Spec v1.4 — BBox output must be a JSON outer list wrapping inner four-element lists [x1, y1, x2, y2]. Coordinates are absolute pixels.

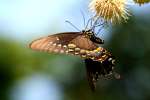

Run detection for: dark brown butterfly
[[29, 20, 118, 91]]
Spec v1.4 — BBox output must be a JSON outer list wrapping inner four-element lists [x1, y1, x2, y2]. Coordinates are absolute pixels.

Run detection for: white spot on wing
[[63, 45, 67, 48], [57, 44, 62, 47], [56, 37, 59, 41], [53, 43, 57, 46]]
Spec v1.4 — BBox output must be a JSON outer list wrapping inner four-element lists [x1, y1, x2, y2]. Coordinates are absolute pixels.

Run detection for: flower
[[133, 0, 150, 5], [89, 0, 130, 24]]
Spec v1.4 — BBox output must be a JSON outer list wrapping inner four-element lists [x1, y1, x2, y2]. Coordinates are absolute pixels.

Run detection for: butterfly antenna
[[80, 10, 86, 27], [65, 20, 80, 31], [85, 18, 93, 30], [90, 16, 93, 28], [95, 21, 107, 36], [91, 17, 99, 30]]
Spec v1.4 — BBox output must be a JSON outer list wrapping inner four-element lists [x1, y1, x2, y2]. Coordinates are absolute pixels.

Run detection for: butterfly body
[[85, 54, 115, 91]]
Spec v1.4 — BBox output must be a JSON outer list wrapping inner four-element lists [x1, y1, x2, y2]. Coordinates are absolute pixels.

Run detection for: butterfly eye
[[82, 30, 85, 33], [97, 38, 104, 44]]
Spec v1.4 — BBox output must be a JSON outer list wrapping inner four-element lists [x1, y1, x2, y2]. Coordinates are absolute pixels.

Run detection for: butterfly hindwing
[[85, 58, 101, 91], [84, 57, 115, 91]]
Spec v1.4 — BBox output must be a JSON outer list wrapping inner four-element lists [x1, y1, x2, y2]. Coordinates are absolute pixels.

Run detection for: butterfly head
[[82, 29, 104, 44]]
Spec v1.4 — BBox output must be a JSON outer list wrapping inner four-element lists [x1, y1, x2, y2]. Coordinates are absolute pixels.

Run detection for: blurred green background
[[0, 0, 150, 100]]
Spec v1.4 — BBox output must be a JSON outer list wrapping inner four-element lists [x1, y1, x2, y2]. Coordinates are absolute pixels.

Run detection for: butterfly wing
[[84, 58, 113, 91], [29, 32, 99, 55], [30, 32, 79, 51], [84, 58, 101, 91]]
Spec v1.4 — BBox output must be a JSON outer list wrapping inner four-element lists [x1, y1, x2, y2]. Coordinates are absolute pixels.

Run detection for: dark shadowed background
[[0, 0, 150, 100]]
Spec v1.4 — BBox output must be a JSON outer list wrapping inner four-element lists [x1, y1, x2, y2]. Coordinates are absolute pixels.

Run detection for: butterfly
[[29, 19, 118, 91]]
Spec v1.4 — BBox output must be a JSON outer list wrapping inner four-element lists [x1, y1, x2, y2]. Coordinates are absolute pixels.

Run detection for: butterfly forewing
[[29, 32, 99, 55], [30, 32, 78, 51]]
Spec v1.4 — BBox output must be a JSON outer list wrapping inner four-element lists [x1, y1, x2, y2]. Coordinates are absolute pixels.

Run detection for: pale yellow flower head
[[133, 0, 150, 5], [89, 0, 130, 24]]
